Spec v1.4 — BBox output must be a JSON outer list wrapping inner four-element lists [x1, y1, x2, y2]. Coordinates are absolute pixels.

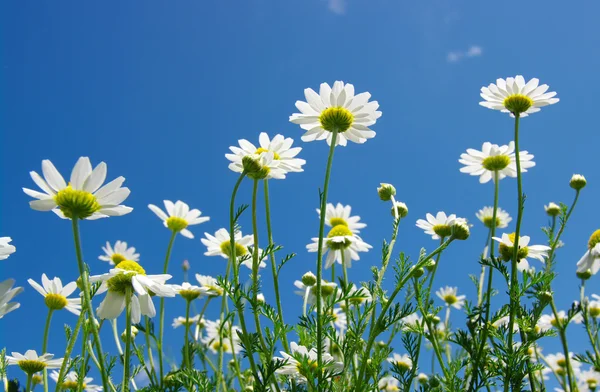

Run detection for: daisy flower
[[576, 230, 600, 276], [378, 375, 400, 391], [0, 279, 23, 319], [225, 132, 305, 177], [50, 370, 102, 392], [459, 142, 535, 184], [172, 282, 206, 301], [0, 237, 16, 260], [387, 353, 413, 372], [307, 225, 371, 269], [436, 286, 466, 309], [90, 260, 176, 323], [493, 315, 520, 333], [537, 311, 583, 333], [318, 203, 367, 233], [28, 274, 81, 315], [201, 228, 266, 270], [201, 319, 242, 355], [23, 157, 132, 220], [570, 174, 587, 190], [343, 284, 372, 307], [274, 342, 343, 382], [294, 279, 337, 305], [476, 207, 512, 229], [542, 352, 580, 378], [545, 202, 562, 217], [195, 274, 224, 297], [588, 294, 600, 318], [400, 313, 422, 331], [479, 75, 559, 117], [416, 211, 459, 240], [578, 367, 600, 391], [290, 81, 382, 146], [329, 308, 347, 331], [99, 240, 139, 265], [148, 200, 210, 239], [7, 350, 63, 375], [172, 315, 201, 329], [493, 233, 551, 272]]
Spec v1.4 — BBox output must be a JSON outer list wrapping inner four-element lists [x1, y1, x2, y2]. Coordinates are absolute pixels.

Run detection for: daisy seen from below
[[576, 230, 600, 277], [172, 282, 206, 301], [493, 233, 551, 272], [23, 157, 132, 220], [387, 353, 413, 372], [378, 375, 400, 391], [459, 141, 535, 184], [318, 202, 367, 233], [294, 279, 337, 305], [50, 370, 102, 392], [7, 350, 63, 375], [90, 260, 176, 323], [476, 207, 512, 229], [201, 228, 266, 270], [480, 75, 559, 117], [0, 237, 16, 260], [195, 274, 223, 297], [416, 211, 461, 240], [436, 286, 466, 309], [28, 274, 81, 315], [274, 342, 343, 383], [542, 352, 581, 378], [225, 132, 305, 176], [290, 81, 382, 146], [172, 315, 202, 329], [0, 279, 23, 319], [148, 200, 210, 239], [306, 227, 371, 269], [537, 311, 583, 333], [99, 241, 139, 265], [201, 319, 242, 354], [578, 368, 600, 391]]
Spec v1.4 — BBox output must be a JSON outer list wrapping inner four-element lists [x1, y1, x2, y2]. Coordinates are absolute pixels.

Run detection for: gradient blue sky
[[2, 0, 600, 388]]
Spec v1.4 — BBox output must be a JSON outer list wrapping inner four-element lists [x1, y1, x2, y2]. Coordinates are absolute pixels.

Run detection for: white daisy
[[479, 75, 559, 117], [294, 280, 338, 305], [329, 308, 347, 331], [201, 319, 242, 355], [545, 202, 562, 217], [23, 157, 132, 220], [290, 81, 382, 146], [387, 353, 413, 371], [459, 142, 535, 184], [493, 233, 551, 272], [172, 282, 206, 301], [476, 207, 512, 229], [537, 311, 583, 333], [307, 223, 371, 269], [148, 200, 210, 239], [28, 274, 81, 315], [400, 313, 422, 331], [342, 284, 372, 307], [225, 132, 305, 177], [416, 211, 459, 240], [0, 279, 23, 319], [90, 260, 176, 323], [201, 228, 266, 270], [318, 203, 367, 233], [172, 315, 201, 329], [99, 241, 139, 266], [50, 370, 102, 392], [588, 294, 600, 318], [542, 352, 580, 378], [195, 274, 224, 297], [578, 367, 600, 392], [7, 350, 63, 374], [378, 375, 400, 391], [0, 237, 16, 260], [274, 342, 343, 382], [492, 315, 520, 333], [436, 286, 466, 310], [577, 230, 600, 276]]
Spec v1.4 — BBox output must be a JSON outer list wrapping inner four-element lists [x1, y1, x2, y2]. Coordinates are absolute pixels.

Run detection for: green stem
[[251, 180, 268, 352], [144, 317, 157, 385], [157, 230, 177, 387], [77, 329, 90, 392], [54, 310, 85, 392], [25, 373, 33, 392], [41, 309, 53, 392], [184, 300, 192, 369], [547, 191, 581, 266], [315, 130, 338, 382], [194, 298, 211, 341], [123, 289, 133, 392], [71, 218, 109, 391], [550, 300, 577, 391]]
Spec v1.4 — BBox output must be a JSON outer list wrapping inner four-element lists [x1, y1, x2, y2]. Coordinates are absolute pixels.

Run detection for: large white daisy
[[99, 240, 139, 265], [306, 226, 371, 269], [476, 207, 512, 229], [0, 279, 23, 319], [28, 274, 81, 315], [23, 157, 132, 220], [416, 211, 460, 240], [493, 233, 551, 272], [479, 75, 559, 117], [290, 81, 381, 146], [0, 237, 16, 260], [148, 200, 210, 239], [459, 142, 535, 184], [50, 370, 102, 392], [7, 350, 63, 374], [201, 228, 266, 270], [274, 342, 343, 383], [317, 203, 366, 233]]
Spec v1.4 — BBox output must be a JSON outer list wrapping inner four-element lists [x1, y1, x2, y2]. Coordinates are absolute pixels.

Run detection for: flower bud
[[570, 174, 587, 190], [390, 201, 409, 218], [451, 219, 470, 240], [301, 272, 317, 286], [539, 291, 553, 302], [121, 326, 139, 343], [378, 183, 396, 201], [256, 293, 265, 303], [411, 267, 425, 278], [544, 202, 561, 217], [182, 260, 190, 272], [577, 269, 593, 280]]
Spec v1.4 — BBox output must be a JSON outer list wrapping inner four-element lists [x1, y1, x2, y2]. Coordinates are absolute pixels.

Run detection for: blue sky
[[2, 0, 600, 388]]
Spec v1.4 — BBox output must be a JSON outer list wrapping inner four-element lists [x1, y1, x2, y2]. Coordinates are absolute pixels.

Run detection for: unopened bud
[[545, 202, 561, 217], [451, 219, 470, 240], [391, 201, 409, 218], [377, 183, 396, 201], [301, 272, 317, 286], [121, 326, 139, 343], [570, 174, 587, 191], [182, 260, 190, 272]]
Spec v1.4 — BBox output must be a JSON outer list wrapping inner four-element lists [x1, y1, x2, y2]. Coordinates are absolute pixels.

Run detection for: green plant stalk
[[315, 130, 338, 383], [25, 373, 33, 392], [193, 298, 211, 341], [71, 218, 109, 391], [547, 190, 581, 266], [251, 180, 268, 353], [41, 309, 53, 392], [550, 300, 577, 391], [157, 230, 177, 388], [143, 317, 158, 385], [76, 330, 90, 392], [477, 229, 493, 306], [54, 309, 85, 392], [184, 300, 192, 369], [123, 289, 133, 392], [85, 340, 118, 392]]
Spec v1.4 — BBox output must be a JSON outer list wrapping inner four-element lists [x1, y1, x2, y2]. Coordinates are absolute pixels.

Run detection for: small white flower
[[436, 286, 466, 309], [307, 226, 371, 269], [28, 274, 81, 315], [493, 233, 551, 272], [542, 352, 580, 377], [476, 207, 512, 229], [201, 319, 242, 355], [195, 274, 224, 297], [148, 200, 210, 239], [578, 367, 600, 391], [172, 315, 201, 329], [378, 375, 400, 391], [588, 294, 600, 318], [0, 237, 16, 260], [416, 211, 458, 240], [400, 313, 422, 331], [99, 240, 139, 266], [544, 202, 562, 217], [201, 228, 266, 270], [7, 350, 63, 374], [318, 203, 367, 233], [492, 315, 520, 333], [172, 282, 207, 301], [342, 284, 372, 307], [290, 81, 381, 146], [274, 342, 343, 382], [459, 142, 535, 184], [537, 311, 582, 332], [329, 308, 347, 331], [50, 370, 102, 392], [23, 157, 132, 220], [387, 353, 413, 371], [577, 231, 600, 276], [479, 75, 559, 117], [0, 279, 23, 319]]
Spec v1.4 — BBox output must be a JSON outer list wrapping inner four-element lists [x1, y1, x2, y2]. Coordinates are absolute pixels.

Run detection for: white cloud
[[447, 45, 483, 63], [466, 46, 482, 57], [328, 0, 346, 15]]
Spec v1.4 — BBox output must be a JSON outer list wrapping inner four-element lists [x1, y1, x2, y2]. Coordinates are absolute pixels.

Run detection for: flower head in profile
[[493, 233, 551, 272], [7, 350, 63, 375], [542, 352, 580, 378], [544, 202, 562, 217], [378, 375, 400, 391], [387, 353, 413, 372], [576, 230, 600, 277], [50, 371, 102, 392], [570, 174, 587, 191], [307, 226, 371, 269], [329, 308, 347, 331], [476, 207, 512, 229], [0, 237, 16, 260], [91, 260, 175, 323], [436, 286, 466, 309], [201, 228, 266, 270], [459, 142, 535, 184], [290, 81, 381, 146], [480, 75, 559, 117], [341, 284, 373, 307], [99, 240, 139, 265], [318, 203, 367, 233], [28, 274, 81, 315], [294, 279, 337, 305], [148, 200, 210, 239], [172, 282, 207, 301], [0, 279, 23, 319], [172, 315, 202, 329], [23, 157, 132, 220], [201, 319, 242, 355], [416, 212, 461, 240], [274, 342, 343, 383], [195, 274, 224, 297], [579, 367, 600, 391]]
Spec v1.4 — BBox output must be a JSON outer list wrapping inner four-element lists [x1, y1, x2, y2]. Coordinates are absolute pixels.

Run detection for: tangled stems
[[71, 218, 109, 391], [315, 130, 338, 382], [123, 289, 133, 392], [41, 309, 53, 392]]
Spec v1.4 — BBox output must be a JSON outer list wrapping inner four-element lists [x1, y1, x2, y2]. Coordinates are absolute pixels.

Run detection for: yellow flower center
[[329, 217, 348, 227], [32, 374, 43, 385], [255, 147, 280, 160], [211, 341, 231, 352], [319, 106, 354, 132], [18, 360, 46, 374], [481, 155, 511, 172], [395, 360, 412, 371], [482, 216, 501, 229], [588, 229, 600, 250], [327, 225, 353, 250], [107, 260, 146, 294], [111, 253, 127, 265], [62, 380, 85, 390], [179, 289, 201, 301], [205, 284, 224, 297], [432, 224, 452, 238], [166, 216, 188, 232], [45, 293, 68, 310], [590, 306, 600, 318], [503, 94, 534, 115], [298, 359, 319, 374], [54, 185, 101, 219], [556, 358, 567, 367], [219, 241, 249, 258], [443, 294, 458, 305], [499, 233, 529, 261]]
